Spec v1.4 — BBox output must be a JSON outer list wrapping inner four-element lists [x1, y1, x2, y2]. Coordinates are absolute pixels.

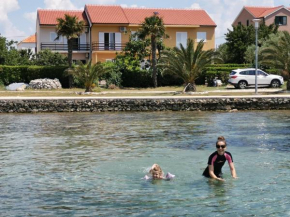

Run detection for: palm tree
[[70, 60, 105, 92], [138, 14, 166, 88], [159, 39, 217, 92], [260, 31, 290, 90], [55, 14, 84, 68]]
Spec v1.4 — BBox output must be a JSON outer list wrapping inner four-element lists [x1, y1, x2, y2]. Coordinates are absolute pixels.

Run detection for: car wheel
[[238, 81, 247, 89], [271, 79, 280, 88]]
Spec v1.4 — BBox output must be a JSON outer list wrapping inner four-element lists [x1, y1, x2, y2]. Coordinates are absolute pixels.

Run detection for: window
[[50, 32, 62, 42], [131, 31, 138, 41], [258, 70, 267, 76], [176, 32, 187, 48], [230, 71, 237, 75], [240, 71, 247, 75], [275, 16, 287, 25], [247, 20, 249, 26], [238, 22, 241, 25], [99, 32, 121, 51], [249, 70, 256, 75], [197, 32, 207, 42]]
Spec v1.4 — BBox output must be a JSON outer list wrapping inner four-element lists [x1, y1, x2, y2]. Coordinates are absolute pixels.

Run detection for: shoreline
[[1, 95, 290, 113]]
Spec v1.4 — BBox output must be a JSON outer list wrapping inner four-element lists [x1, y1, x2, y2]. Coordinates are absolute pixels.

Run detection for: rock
[[16, 84, 28, 91], [6, 83, 28, 91], [28, 78, 62, 89]]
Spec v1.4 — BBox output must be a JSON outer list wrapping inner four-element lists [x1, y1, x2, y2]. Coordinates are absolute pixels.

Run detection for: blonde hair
[[149, 164, 164, 179]]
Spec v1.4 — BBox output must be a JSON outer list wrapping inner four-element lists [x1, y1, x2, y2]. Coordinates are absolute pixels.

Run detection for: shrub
[[0, 65, 69, 87]]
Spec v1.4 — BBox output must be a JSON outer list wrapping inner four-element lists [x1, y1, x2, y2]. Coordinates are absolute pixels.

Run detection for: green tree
[[245, 32, 282, 64], [33, 49, 68, 66], [138, 14, 166, 87], [0, 35, 21, 65], [225, 23, 278, 63], [55, 14, 84, 68], [159, 39, 217, 92], [70, 60, 105, 92], [215, 43, 230, 63], [260, 31, 290, 90], [122, 32, 150, 60]]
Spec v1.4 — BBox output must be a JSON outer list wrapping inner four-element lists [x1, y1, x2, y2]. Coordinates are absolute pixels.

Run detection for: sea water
[[0, 111, 289, 216]]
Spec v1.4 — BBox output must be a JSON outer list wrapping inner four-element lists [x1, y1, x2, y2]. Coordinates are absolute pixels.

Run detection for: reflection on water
[[0, 111, 290, 216]]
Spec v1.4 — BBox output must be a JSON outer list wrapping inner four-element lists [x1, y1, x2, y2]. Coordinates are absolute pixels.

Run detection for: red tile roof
[[85, 5, 216, 26], [38, 9, 89, 25], [22, 34, 36, 43], [245, 5, 290, 18], [85, 5, 128, 24], [123, 8, 215, 26]]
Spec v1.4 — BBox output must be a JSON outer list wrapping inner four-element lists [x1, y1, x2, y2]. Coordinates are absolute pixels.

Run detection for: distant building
[[36, 9, 90, 63], [17, 34, 36, 53], [233, 5, 290, 32], [36, 5, 217, 63]]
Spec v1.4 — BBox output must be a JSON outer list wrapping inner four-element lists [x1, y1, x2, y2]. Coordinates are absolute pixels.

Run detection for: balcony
[[92, 42, 126, 51], [41, 43, 90, 51]]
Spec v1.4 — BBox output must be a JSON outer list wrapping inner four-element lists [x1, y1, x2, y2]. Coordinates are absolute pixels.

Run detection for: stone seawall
[[1, 97, 290, 113]]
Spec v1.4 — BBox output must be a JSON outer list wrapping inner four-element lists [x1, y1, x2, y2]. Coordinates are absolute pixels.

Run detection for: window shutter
[[80, 33, 86, 44], [283, 16, 287, 25], [99, 32, 104, 50], [275, 17, 278, 25], [176, 32, 187, 48], [115, 32, 121, 51]]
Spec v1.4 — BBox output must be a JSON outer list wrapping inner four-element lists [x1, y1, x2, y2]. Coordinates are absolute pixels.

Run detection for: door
[[257, 70, 270, 85]]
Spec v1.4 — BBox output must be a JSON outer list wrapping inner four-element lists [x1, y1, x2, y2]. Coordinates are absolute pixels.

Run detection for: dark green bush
[[0, 65, 69, 87], [121, 69, 153, 88]]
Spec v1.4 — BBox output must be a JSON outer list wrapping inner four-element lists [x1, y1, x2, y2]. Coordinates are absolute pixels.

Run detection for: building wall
[[17, 42, 36, 54], [232, 8, 255, 26], [36, 18, 40, 52], [38, 26, 89, 45], [91, 24, 215, 63], [37, 23, 89, 61], [265, 8, 290, 32], [164, 26, 215, 50]]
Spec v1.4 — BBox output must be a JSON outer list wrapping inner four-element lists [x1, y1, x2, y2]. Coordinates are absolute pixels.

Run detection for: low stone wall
[[1, 97, 290, 113]]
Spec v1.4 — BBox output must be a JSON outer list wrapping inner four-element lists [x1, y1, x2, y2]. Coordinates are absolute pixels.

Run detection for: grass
[[0, 84, 287, 97]]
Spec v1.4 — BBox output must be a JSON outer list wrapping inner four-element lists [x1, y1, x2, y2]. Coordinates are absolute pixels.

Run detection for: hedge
[[0, 65, 69, 88], [200, 64, 282, 86]]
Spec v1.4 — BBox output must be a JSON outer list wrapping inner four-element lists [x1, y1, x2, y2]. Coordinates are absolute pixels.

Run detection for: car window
[[230, 71, 237, 75], [249, 70, 256, 75], [240, 71, 248, 75], [258, 70, 267, 76]]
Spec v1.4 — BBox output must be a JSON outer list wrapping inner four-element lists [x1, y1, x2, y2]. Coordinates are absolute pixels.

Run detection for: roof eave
[[264, 6, 290, 18], [232, 6, 256, 25]]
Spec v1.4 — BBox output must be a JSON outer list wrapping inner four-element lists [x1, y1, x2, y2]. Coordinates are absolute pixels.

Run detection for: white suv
[[228, 68, 284, 89]]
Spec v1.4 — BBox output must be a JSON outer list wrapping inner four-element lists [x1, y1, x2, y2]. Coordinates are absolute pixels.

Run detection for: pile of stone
[[28, 78, 62, 89]]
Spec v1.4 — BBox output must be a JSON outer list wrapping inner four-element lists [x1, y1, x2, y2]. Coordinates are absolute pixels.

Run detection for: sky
[[0, 0, 289, 46]]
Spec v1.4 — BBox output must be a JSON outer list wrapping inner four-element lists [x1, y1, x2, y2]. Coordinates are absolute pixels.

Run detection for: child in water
[[143, 164, 175, 180]]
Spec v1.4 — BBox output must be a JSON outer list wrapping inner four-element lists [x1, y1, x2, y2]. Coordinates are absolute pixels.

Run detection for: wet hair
[[216, 136, 227, 146], [149, 164, 164, 179]]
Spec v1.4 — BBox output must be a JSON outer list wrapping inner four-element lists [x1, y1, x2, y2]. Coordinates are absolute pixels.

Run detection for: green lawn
[[0, 84, 287, 97]]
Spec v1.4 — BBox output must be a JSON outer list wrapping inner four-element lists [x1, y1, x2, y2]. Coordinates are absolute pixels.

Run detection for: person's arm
[[208, 165, 224, 181], [229, 162, 237, 178]]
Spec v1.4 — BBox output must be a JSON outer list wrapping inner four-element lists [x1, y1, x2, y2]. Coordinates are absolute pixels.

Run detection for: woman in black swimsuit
[[203, 136, 237, 181]]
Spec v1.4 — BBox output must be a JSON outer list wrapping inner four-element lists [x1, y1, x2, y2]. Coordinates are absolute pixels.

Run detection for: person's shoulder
[[225, 151, 232, 156], [209, 151, 218, 158], [210, 151, 218, 156]]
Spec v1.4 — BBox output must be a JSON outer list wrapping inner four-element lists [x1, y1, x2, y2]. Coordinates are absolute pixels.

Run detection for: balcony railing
[[41, 43, 90, 51], [92, 42, 126, 51]]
